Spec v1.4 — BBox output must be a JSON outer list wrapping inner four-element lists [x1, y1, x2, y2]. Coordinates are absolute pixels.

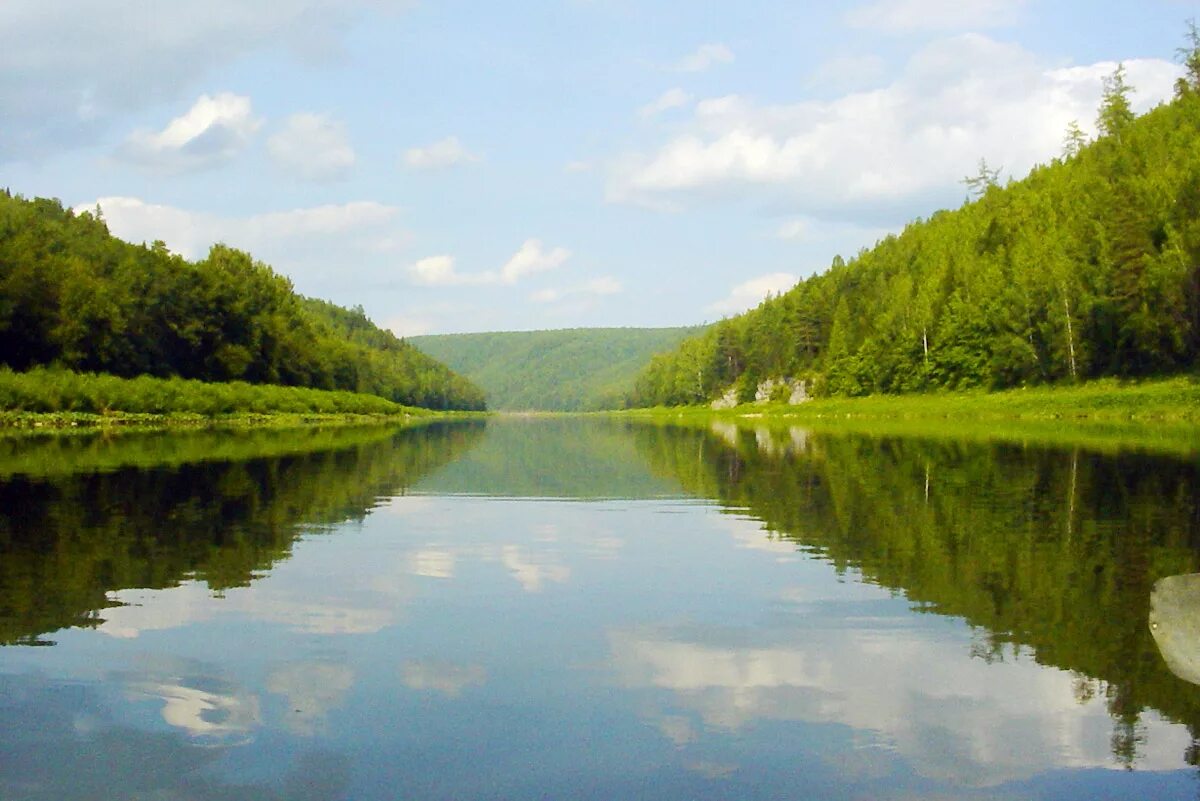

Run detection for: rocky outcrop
[[710, 387, 739, 410], [711, 378, 811, 409], [754, 378, 810, 405]]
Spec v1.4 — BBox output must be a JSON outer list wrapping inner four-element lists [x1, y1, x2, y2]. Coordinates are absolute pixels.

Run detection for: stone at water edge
[[1150, 573, 1200, 686]]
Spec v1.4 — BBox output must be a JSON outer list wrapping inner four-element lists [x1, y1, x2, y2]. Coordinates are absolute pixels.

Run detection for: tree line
[[0, 194, 486, 410], [630, 33, 1200, 407]]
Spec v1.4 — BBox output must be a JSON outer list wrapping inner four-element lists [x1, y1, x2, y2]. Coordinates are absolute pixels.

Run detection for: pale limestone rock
[[1150, 573, 1200, 686]]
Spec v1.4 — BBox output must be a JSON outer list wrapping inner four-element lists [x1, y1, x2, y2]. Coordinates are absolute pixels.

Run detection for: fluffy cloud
[[77, 196, 406, 299], [531, 276, 623, 304], [674, 43, 735, 73], [611, 35, 1181, 217], [0, 1, 412, 160], [499, 239, 571, 283], [403, 136, 481, 170], [407, 255, 493, 287], [268, 113, 356, 181], [407, 239, 571, 287], [846, 0, 1029, 32], [708, 273, 797, 315], [117, 93, 261, 173], [640, 88, 692, 118]]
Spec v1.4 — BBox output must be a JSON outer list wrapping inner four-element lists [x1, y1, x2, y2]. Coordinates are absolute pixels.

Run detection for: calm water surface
[[1, 418, 1198, 800]]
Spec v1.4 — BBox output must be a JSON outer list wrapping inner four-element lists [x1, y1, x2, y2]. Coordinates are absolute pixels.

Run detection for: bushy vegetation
[[0, 365, 411, 417], [412, 327, 703, 410], [0, 194, 486, 410], [631, 40, 1200, 406]]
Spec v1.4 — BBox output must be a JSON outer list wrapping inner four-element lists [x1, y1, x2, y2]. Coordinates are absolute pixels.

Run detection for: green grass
[[618, 376, 1200, 456], [0, 366, 462, 429]]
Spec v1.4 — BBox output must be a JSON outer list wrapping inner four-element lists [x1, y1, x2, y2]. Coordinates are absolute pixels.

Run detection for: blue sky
[[0, 1, 1192, 335]]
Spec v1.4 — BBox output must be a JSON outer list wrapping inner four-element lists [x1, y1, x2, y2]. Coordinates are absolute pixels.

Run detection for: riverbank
[[0, 366, 487, 431], [626, 375, 1200, 423], [617, 376, 1200, 456]]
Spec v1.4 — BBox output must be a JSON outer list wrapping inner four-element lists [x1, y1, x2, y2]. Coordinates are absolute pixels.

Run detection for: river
[[0, 417, 1197, 800]]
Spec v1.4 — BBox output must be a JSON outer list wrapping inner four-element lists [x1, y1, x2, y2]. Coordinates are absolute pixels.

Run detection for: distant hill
[[411, 327, 704, 410]]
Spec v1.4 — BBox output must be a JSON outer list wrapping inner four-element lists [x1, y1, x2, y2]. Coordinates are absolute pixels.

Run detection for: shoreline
[[0, 409, 490, 435]]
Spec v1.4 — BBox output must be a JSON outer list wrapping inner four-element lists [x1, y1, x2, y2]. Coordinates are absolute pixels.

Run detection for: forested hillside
[[0, 193, 485, 410], [631, 53, 1200, 406], [412, 327, 702, 411]]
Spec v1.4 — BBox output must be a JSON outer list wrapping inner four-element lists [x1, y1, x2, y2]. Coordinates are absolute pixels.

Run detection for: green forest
[[412, 327, 701, 411], [0, 193, 485, 411], [631, 52, 1200, 407]]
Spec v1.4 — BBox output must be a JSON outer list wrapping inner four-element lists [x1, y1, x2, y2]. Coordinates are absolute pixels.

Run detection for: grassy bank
[[0, 366, 484, 431], [619, 376, 1200, 456], [630, 376, 1200, 423]]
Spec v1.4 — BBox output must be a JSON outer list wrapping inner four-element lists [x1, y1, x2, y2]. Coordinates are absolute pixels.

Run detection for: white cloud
[[531, 276, 623, 304], [0, 1, 412, 160], [385, 315, 434, 338], [81, 196, 400, 259], [674, 42, 735, 73], [76, 196, 406, 300], [407, 255, 491, 287], [403, 136, 480, 170], [846, 0, 1029, 32], [640, 88, 692, 118], [610, 36, 1181, 216], [267, 112, 356, 181], [709, 273, 797, 315], [117, 93, 261, 173], [499, 239, 571, 283], [775, 219, 808, 241], [406, 239, 571, 288]]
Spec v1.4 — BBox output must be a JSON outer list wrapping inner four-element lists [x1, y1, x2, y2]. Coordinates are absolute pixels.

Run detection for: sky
[[0, 1, 1193, 336]]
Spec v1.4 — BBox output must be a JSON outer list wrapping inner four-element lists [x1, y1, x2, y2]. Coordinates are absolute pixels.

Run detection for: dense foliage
[[0, 194, 485, 410], [412, 327, 702, 410], [0, 365, 412, 417], [632, 53, 1200, 406]]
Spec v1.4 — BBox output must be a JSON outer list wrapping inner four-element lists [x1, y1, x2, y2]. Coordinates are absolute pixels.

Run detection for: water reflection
[[0, 418, 1198, 799], [122, 661, 261, 745], [0, 422, 485, 645], [629, 419, 1200, 767], [267, 661, 355, 736]]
